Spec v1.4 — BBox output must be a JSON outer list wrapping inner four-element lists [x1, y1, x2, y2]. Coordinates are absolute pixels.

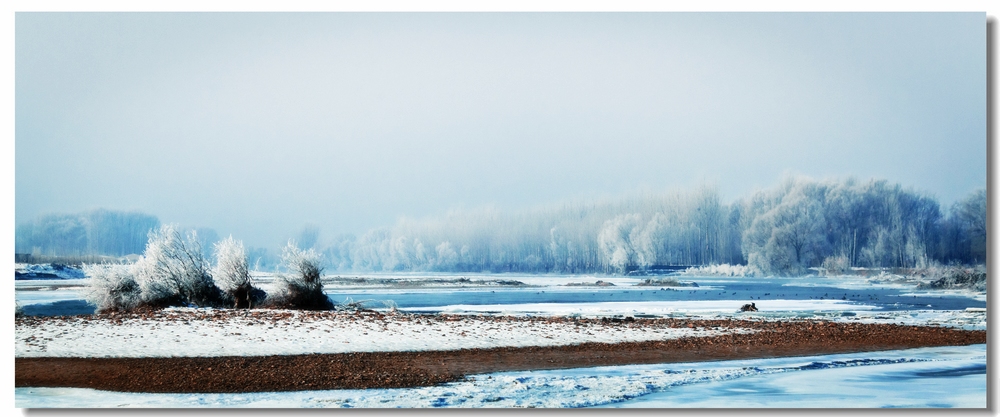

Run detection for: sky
[[14, 12, 986, 248]]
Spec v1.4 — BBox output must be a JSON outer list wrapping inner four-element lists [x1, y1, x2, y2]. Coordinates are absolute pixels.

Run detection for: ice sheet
[[405, 299, 876, 315]]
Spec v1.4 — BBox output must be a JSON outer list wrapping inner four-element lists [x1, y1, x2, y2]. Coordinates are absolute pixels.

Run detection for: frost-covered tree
[[132, 225, 224, 308], [307, 176, 975, 275], [598, 214, 643, 273], [949, 189, 987, 263], [351, 228, 390, 271], [297, 224, 320, 249], [743, 188, 829, 275], [267, 241, 333, 310], [213, 236, 262, 309], [434, 241, 460, 271], [82, 263, 141, 313], [82, 225, 225, 311], [86, 210, 161, 256], [321, 233, 355, 271], [33, 214, 87, 256]]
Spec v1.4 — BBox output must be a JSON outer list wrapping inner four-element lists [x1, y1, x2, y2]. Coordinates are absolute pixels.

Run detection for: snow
[[14, 288, 86, 306], [316, 273, 647, 289], [406, 299, 876, 315], [15, 309, 743, 358], [680, 264, 751, 277], [14, 279, 88, 306], [898, 289, 987, 303], [15, 263, 86, 280], [822, 309, 987, 331], [600, 344, 986, 408], [402, 301, 985, 330], [15, 344, 986, 408]]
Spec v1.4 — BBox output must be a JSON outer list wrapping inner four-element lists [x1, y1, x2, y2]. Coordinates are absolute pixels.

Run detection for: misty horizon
[[15, 174, 983, 251], [16, 12, 986, 249]]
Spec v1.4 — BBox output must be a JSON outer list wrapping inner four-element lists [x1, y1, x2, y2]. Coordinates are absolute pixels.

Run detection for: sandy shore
[[15, 312, 985, 393]]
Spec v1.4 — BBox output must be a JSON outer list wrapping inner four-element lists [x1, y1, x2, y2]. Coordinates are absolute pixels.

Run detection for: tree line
[[318, 177, 985, 275], [16, 176, 987, 276], [15, 209, 161, 257], [14, 209, 229, 261]]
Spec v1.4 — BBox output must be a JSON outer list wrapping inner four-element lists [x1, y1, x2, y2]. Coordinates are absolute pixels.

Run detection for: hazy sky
[[15, 12, 985, 248]]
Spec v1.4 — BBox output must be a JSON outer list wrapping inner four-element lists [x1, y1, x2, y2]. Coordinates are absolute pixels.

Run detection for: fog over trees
[[15, 209, 161, 257], [320, 177, 985, 275], [16, 177, 987, 276]]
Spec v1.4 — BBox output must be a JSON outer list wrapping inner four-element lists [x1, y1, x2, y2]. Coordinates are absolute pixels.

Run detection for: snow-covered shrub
[[916, 264, 987, 292], [681, 264, 751, 277], [82, 263, 142, 313], [820, 256, 851, 276], [331, 297, 397, 312], [265, 241, 333, 310], [212, 236, 264, 308], [132, 225, 224, 308], [336, 296, 374, 311]]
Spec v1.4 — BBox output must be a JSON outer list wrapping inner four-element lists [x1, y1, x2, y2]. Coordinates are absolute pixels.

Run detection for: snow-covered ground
[[14, 308, 744, 358], [15, 344, 986, 408], [403, 301, 987, 330]]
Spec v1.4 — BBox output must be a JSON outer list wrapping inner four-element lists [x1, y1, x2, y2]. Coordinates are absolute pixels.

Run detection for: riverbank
[[15, 310, 985, 393]]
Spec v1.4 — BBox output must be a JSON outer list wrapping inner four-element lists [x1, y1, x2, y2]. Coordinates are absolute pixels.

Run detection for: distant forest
[[16, 209, 160, 257], [16, 177, 987, 276], [15, 209, 221, 261]]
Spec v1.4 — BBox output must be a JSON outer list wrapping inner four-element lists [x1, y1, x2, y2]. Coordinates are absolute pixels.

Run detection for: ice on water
[[15, 344, 986, 408], [14, 273, 987, 408]]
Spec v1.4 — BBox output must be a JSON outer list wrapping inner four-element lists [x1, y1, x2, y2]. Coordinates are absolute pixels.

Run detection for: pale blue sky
[[15, 12, 986, 248]]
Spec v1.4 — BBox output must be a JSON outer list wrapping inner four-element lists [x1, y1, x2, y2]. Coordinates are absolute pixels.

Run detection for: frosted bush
[[820, 256, 851, 276], [212, 236, 261, 308], [82, 263, 142, 313], [681, 264, 752, 277], [915, 264, 987, 292], [131, 225, 224, 308], [266, 241, 333, 310]]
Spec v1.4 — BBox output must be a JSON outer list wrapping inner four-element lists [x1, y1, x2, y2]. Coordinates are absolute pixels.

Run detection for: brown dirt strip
[[16, 319, 985, 393]]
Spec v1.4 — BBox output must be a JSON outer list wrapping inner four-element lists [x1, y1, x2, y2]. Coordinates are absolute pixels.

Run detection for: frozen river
[[14, 272, 988, 408], [15, 273, 987, 318]]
